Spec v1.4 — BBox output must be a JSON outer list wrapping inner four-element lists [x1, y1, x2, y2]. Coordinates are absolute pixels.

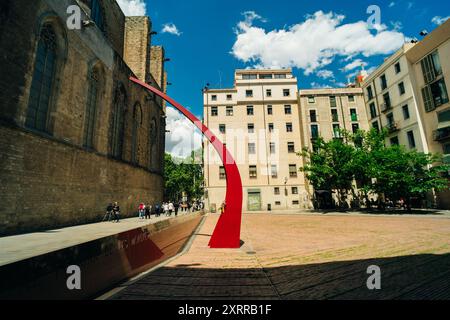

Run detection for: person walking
[[145, 203, 152, 219], [112, 202, 121, 222], [168, 202, 174, 216], [138, 203, 145, 219], [174, 202, 180, 217], [155, 203, 160, 217], [164, 202, 170, 216], [104, 203, 114, 222]]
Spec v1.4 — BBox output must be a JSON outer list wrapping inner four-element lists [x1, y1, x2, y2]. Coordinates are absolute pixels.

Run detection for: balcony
[[386, 122, 400, 133], [433, 127, 450, 142]]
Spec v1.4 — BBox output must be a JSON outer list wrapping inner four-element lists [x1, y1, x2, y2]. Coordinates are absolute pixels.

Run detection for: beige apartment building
[[361, 44, 429, 153], [405, 19, 450, 208], [299, 87, 370, 147], [203, 69, 311, 212]]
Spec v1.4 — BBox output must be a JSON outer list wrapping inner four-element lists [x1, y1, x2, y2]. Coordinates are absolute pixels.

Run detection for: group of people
[[105, 200, 204, 223]]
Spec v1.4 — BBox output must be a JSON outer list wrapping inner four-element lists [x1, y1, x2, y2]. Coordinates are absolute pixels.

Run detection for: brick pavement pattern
[[111, 214, 450, 300]]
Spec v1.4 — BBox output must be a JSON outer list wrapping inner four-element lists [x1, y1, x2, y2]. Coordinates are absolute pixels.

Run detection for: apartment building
[[361, 44, 429, 152], [406, 19, 450, 208], [299, 87, 370, 147], [203, 69, 311, 212]]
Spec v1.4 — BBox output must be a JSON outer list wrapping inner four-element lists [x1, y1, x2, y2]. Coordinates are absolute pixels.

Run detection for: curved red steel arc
[[129, 77, 243, 249]]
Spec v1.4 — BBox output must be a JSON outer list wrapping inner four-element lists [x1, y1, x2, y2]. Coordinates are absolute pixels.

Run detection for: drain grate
[[246, 251, 256, 255]]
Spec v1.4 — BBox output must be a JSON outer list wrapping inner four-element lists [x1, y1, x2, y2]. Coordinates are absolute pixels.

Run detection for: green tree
[[164, 153, 204, 202]]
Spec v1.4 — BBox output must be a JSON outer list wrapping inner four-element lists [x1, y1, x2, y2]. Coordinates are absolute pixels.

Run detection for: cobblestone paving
[[111, 213, 450, 300]]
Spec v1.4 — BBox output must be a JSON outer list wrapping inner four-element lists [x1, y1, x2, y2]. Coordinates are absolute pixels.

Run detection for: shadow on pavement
[[111, 253, 450, 300]]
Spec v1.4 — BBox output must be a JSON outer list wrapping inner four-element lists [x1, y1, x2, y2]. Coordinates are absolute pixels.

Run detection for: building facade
[[299, 87, 370, 145], [203, 69, 311, 212], [361, 44, 429, 153], [0, 0, 167, 235]]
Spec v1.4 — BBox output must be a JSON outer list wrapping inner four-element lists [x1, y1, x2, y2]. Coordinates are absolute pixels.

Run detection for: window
[[333, 124, 341, 138], [383, 92, 391, 110], [331, 109, 339, 122], [267, 105, 273, 115], [211, 107, 218, 116], [407, 131, 416, 149], [372, 121, 380, 132], [395, 62, 401, 74], [286, 122, 293, 132], [243, 74, 257, 80], [387, 113, 395, 130], [266, 89, 272, 97], [268, 123, 274, 132], [398, 82, 406, 95], [369, 102, 377, 119], [249, 165, 257, 179], [421, 51, 442, 84], [288, 142, 295, 153], [348, 95, 355, 102], [289, 164, 298, 178], [292, 187, 298, 195], [211, 95, 217, 101], [380, 74, 387, 90], [329, 96, 337, 108], [260, 74, 273, 79], [111, 85, 126, 159], [310, 110, 317, 123], [246, 90, 253, 97], [131, 103, 141, 164], [402, 105, 410, 120], [390, 136, 399, 146], [219, 166, 226, 180], [283, 89, 290, 97], [271, 165, 278, 178], [422, 78, 449, 112], [226, 106, 233, 116], [367, 86, 374, 100], [84, 68, 100, 149], [219, 124, 226, 134], [275, 201, 281, 205], [350, 108, 358, 121], [91, 0, 105, 32], [352, 123, 360, 133], [248, 123, 254, 133], [308, 96, 315, 104], [274, 187, 280, 195], [274, 74, 287, 79], [270, 142, 276, 154], [247, 105, 254, 115], [284, 105, 292, 114], [226, 94, 232, 100], [311, 124, 319, 139], [292, 200, 300, 205], [248, 143, 256, 154], [26, 24, 57, 132]]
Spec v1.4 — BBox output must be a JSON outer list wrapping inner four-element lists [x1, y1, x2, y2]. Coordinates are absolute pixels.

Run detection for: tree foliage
[[164, 152, 204, 201], [300, 128, 449, 209]]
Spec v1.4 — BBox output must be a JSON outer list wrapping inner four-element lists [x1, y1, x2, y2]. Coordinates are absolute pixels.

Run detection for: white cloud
[[116, 0, 146, 16], [310, 82, 333, 89], [162, 23, 182, 36], [432, 16, 450, 25], [231, 11, 406, 75], [342, 59, 368, 72], [389, 2, 396, 8], [316, 69, 334, 79], [165, 107, 202, 159]]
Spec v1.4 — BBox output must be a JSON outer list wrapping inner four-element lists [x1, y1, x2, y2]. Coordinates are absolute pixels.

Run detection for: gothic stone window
[[26, 24, 57, 132], [83, 68, 100, 149]]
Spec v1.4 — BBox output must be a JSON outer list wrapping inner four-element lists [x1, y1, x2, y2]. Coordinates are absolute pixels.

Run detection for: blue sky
[[117, 0, 449, 157]]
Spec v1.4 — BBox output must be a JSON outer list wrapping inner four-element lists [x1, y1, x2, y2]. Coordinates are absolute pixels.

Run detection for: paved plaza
[[110, 213, 450, 300]]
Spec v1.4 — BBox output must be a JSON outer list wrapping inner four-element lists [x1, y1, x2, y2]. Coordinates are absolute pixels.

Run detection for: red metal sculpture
[[130, 77, 243, 249]]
